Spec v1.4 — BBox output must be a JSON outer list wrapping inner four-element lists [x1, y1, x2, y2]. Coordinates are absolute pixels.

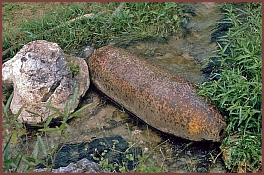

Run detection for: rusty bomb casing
[[88, 46, 226, 142]]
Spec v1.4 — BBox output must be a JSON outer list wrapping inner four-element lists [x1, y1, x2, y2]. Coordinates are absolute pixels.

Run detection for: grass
[[2, 2, 262, 173], [2, 2, 187, 61], [2, 2, 187, 172], [89, 133, 168, 173], [2, 87, 92, 172], [2, 89, 167, 173], [198, 2, 262, 173]]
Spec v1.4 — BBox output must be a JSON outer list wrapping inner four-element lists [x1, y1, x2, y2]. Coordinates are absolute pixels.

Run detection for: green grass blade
[[33, 140, 39, 159], [38, 127, 60, 132], [69, 87, 79, 111], [37, 135, 47, 157], [45, 105, 63, 116]]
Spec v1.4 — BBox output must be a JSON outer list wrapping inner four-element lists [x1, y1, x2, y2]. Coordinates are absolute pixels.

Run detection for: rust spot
[[188, 119, 201, 136]]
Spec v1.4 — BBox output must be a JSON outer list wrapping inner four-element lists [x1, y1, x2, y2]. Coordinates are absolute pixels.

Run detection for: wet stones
[[34, 158, 107, 173], [2, 40, 89, 124], [35, 135, 142, 172]]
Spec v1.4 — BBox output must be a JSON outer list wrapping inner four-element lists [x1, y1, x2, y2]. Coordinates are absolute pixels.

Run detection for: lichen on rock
[[2, 40, 89, 124]]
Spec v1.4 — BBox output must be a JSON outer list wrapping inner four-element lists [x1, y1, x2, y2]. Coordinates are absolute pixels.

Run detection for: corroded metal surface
[[88, 46, 226, 142]]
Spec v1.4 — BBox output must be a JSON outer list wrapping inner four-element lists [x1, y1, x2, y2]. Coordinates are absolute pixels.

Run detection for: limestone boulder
[[2, 40, 89, 124]]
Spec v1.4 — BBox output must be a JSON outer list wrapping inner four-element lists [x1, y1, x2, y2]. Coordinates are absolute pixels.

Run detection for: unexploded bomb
[[88, 46, 226, 142]]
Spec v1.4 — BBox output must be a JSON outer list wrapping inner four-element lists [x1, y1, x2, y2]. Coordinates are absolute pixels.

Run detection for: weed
[[2, 87, 91, 172], [3, 2, 260, 173], [89, 139, 136, 172], [2, 2, 24, 15], [89, 137, 165, 173], [136, 154, 164, 172], [2, 2, 187, 60], [198, 2, 262, 172], [67, 60, 80, 76], [2, 93, 42, 172]]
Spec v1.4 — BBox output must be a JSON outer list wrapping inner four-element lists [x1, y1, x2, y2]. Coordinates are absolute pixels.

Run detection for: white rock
[[2, 40, 90, 124], [34, 158, 106, 173]]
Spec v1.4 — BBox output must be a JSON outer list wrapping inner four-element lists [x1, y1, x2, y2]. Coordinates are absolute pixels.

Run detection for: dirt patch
[[2, 2, 89, 32]]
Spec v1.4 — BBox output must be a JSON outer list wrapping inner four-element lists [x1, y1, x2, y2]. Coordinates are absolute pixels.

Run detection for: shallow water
[[3, 2, 227, 173], [124, 2, 221, 84], [65, 2, 226, 172]]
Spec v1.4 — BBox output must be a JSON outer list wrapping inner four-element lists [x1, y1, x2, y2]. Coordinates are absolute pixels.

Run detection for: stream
[[3, 2, 227, 173]]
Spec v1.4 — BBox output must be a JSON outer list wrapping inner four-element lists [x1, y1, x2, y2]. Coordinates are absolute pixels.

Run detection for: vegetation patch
[[2, 2, 186, 172], [2, 2, 187, 61], [35, 135, 142, 172], [198, 2, 262, 173], [2, 88, 91, 172], [2, 2, 262, 173]]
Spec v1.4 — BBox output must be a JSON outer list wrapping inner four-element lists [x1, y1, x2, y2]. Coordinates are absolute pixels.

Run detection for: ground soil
[[2, 2, 89, 32]]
